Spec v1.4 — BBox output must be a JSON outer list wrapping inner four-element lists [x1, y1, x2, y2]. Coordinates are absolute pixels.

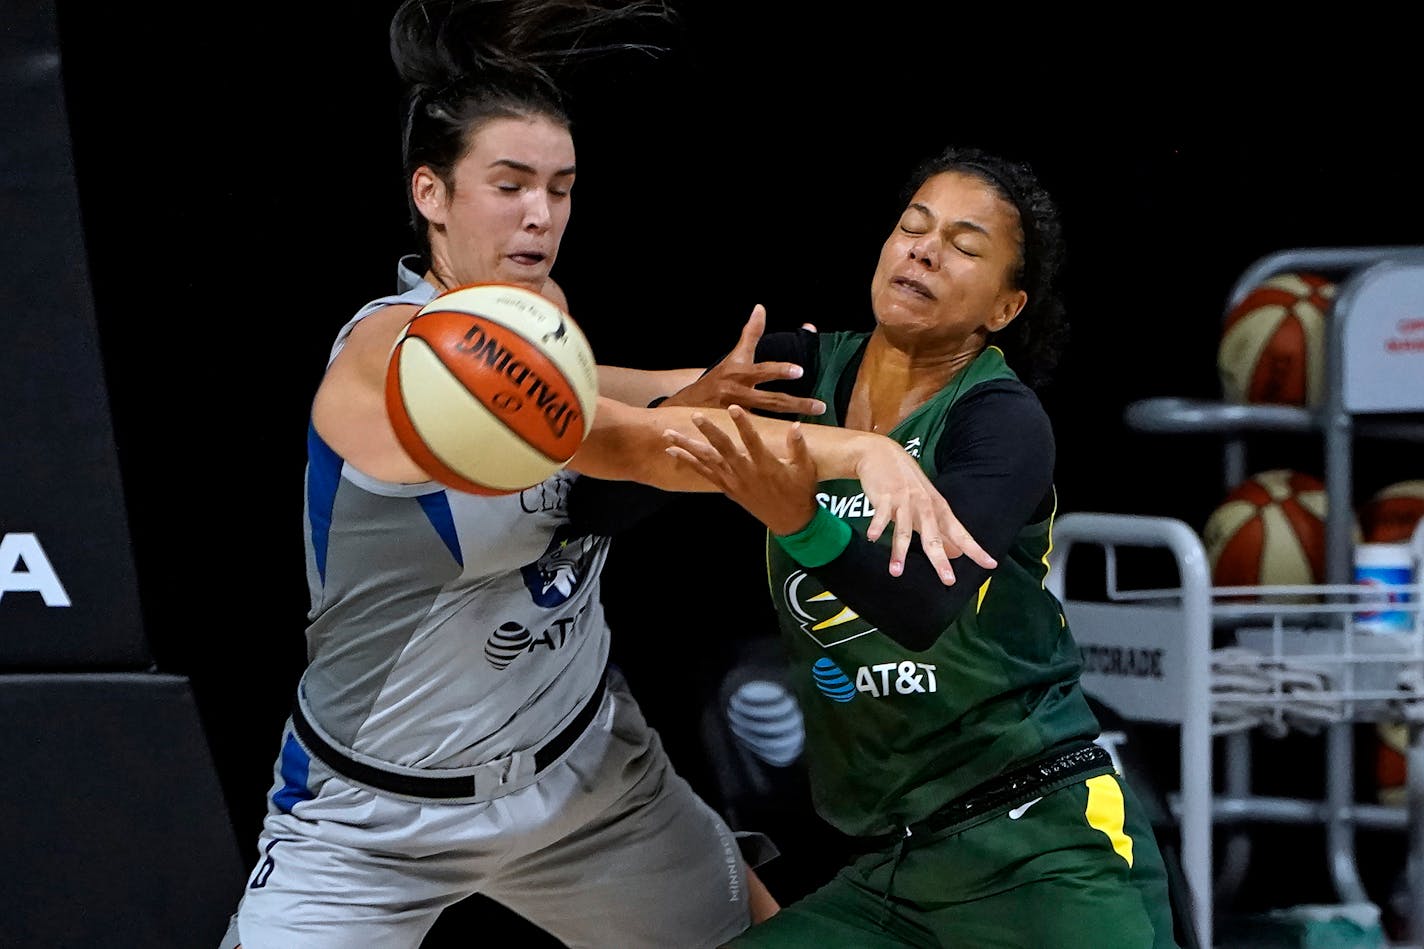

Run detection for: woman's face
[[869, 170, 1027, 347], [418, 114, 576, 291]]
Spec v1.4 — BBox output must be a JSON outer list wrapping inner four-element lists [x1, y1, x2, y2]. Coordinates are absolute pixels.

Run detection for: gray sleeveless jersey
[[297, 258, 611, 771]]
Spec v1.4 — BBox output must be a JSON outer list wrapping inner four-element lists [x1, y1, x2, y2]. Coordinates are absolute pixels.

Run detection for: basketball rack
[[1050, 246, 1424, 949]]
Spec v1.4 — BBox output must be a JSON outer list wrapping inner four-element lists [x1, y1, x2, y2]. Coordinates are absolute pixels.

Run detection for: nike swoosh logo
[[1007, 797, 1043, 820]]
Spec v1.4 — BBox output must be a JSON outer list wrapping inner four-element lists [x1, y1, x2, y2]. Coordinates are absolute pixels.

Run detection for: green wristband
[[774, 505, 851, 568]]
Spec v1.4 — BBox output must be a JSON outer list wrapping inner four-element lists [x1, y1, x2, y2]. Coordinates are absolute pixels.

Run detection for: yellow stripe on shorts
[[1084, 774, 1134, 867]]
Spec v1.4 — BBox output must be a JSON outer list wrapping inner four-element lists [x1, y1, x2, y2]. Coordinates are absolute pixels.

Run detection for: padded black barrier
[[0, 0, 148, 668], [0, 674, 247, 947]]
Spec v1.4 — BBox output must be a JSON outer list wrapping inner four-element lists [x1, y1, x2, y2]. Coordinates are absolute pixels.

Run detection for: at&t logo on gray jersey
[[484, 622, 532, 669], [484, 602, 592, 670]]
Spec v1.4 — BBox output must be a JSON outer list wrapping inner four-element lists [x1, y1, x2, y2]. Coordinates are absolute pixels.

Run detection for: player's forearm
[[570, 398, 881, 490], [569, 397, 716, 489], [777, 421, 884, 479], [595, 366, 703, 406], [656, 406, 884, 481]]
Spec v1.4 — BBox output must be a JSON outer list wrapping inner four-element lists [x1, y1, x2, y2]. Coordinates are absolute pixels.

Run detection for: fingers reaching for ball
[[663, 407, 820, 537]]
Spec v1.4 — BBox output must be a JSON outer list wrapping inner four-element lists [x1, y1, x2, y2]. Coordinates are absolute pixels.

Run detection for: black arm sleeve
[[566, 397, 676, 536], [751, 329, 820, 418], [565, 474, 675, 537], [803, 381, 1057, 651]]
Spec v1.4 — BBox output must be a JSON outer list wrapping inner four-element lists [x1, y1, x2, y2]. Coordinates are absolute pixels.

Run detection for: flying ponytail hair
[[389, 0, 673, 246]]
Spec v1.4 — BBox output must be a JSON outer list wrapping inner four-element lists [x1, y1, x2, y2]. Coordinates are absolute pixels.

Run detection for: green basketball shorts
[[724, 769, 1180, 949]]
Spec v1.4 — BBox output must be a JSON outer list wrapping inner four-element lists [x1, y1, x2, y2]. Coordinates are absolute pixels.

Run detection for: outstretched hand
[[663, 406, 996, 585], [852, 434, 997, 583], [661, 305, 827, 417], [664, 406, 819, 537]]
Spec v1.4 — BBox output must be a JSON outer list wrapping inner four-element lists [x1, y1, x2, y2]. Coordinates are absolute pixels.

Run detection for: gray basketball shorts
[[221, 669, 753, 949]]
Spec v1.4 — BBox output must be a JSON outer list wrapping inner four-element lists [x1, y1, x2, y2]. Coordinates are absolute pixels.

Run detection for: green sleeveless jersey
[[767, 332, 1100, 837]]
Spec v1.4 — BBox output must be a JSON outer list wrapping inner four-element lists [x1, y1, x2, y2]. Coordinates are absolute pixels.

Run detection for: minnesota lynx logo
[[520, 525, 605, 608], [0, 533, 71, 607]]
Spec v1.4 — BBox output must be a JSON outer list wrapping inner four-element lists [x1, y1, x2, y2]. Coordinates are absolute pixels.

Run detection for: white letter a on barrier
[[0, 533, 72, 606]]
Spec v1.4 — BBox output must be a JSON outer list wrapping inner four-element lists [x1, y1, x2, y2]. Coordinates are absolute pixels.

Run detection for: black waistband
[[291, 670, 608, 800], [853, 741, 1114, 852]]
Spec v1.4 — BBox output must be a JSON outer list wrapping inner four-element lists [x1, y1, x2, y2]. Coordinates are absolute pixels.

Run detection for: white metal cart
[[1047, 246, 1424, 948]]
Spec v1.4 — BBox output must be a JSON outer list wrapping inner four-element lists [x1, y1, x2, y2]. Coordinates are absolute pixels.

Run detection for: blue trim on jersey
[[418, 491, 463, 567], [272, 732, 314, 814], [307, 423, 342, 584]]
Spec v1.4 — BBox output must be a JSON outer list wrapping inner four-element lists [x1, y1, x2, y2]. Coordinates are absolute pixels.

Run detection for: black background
[[1, 0, 147, 668], [53, 3, 1423, 941]]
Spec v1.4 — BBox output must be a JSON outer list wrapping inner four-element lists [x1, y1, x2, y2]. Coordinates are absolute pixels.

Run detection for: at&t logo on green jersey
[[811, 656, 939, 702]]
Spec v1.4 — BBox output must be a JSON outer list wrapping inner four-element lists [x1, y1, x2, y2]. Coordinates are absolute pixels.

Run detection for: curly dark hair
[[899, 145, 1070, 389], [389, 0, 673, 253]]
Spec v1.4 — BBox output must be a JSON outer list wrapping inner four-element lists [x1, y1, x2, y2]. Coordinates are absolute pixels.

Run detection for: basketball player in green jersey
[[665, 145, 1183, 948]]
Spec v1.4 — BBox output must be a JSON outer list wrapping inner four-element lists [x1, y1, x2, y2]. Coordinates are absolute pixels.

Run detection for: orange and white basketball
[[1217, 272, 1335, 407], [1360, 480, 1424, 543], [1202, 469, 1333, 589], [385, 283, 599, 495]]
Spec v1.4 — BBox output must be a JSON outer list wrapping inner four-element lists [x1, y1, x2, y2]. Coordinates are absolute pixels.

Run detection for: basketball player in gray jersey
[[220, 4, 992, 948]]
